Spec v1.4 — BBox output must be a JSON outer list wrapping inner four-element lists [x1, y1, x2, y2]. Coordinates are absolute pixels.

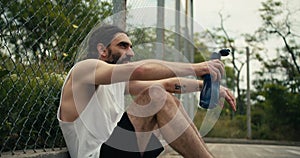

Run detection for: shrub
[[0, 64, 66, 151]]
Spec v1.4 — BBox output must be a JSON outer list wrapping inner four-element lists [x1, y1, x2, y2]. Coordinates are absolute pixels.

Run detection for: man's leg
[[127, 85, 213, 158], [172, 95, 212, 154], [127, 85, 164, 156]]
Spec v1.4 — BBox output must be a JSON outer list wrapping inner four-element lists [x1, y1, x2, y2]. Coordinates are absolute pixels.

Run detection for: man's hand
[[219, 86, 236, 111], [195, 59, 225, 81]]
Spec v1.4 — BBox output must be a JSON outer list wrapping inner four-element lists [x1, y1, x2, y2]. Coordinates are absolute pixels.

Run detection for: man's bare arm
[[126, 78, 202, 95], [72, 58, 225, 85]]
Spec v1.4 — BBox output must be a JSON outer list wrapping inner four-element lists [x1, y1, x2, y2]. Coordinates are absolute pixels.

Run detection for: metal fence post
[[113, 0, 127, 30], [156, 0, 165, 59]]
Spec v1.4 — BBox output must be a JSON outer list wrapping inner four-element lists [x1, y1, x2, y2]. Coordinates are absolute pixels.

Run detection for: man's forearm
[[127, 77, 203, 95], [164, 77, 203, 94]]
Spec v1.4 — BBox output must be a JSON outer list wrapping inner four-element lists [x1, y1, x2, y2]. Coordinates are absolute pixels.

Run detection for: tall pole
[[190, 0, 194, 63], [156, 0, 165, 59], [112, 0, 126, 30], [182, 0, 195, 118], [175, 0, 180, 61], [246, 46, 252, 139], [184, 0, 189, 60]]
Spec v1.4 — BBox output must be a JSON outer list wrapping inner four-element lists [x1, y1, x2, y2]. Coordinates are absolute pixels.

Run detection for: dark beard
[[105, 48, 121, 64], [105, 48, 130, 64], [105, 58, 118, 64], [106, 56, 120, 64]]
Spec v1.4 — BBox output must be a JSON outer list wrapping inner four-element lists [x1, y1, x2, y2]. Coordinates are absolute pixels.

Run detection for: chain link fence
[[0, 0, 115, 156], [0, 0, 196, 156]]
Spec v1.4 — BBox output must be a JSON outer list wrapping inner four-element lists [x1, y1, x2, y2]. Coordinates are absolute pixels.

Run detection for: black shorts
[[100, 112, 164, 158]]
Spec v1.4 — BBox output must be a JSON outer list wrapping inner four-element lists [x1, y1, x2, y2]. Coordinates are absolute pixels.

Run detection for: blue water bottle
[[199, 49, 230, 109]]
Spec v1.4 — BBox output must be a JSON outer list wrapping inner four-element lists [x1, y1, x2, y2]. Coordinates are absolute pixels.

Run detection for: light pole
[[246, 46, 252, 139]]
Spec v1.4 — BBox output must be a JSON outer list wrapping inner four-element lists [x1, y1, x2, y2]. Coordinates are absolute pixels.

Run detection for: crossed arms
[[127, 78, 236, 111], [71, 58, 236, 111]]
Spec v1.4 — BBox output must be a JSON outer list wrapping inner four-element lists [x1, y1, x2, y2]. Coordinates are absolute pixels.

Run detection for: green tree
[[1, 0, 112, 65], [257, 0, 300, 75], [250, 0, 300, 141]]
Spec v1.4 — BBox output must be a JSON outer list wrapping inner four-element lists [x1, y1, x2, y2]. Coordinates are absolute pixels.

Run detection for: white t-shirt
[[57, 68, 126, 158]]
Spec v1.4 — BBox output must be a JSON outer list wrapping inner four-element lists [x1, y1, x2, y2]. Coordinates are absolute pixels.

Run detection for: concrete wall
[[1, 149, 70, 158]]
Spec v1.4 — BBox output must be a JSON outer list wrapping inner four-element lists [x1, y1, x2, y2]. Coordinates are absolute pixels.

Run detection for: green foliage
[[224, 66, 235, 91], [194, 110, 247, 138], [259, 0, 282, 23], [0, 63, 66, 151], [251, 81, 300, 141], [257, 0, 300, 74], [193, 32, 209, 63], [0, 70, 9, 78], [129, 28, 205, 63], [207, 115, 247, 138], [1, 0, 112, 65], [128, 28, 156, 61]]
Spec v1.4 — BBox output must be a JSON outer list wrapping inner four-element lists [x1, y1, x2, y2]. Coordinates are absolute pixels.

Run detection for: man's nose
[[126, 48, 135, 57]]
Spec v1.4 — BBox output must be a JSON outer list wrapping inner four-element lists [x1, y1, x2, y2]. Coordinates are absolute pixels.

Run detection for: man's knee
[[127, 84, 178, 117], [127, 84, 166, 117], [148, 84, 167, 103], [147, 85, 182, 113], [148, 85, 180, 110]]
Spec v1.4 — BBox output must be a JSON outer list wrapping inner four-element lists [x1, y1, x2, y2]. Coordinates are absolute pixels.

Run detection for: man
[[57, 24, 236, 158]]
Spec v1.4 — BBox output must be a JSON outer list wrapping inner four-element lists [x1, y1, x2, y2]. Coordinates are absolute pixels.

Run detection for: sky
[[195, 0, 263, 35]]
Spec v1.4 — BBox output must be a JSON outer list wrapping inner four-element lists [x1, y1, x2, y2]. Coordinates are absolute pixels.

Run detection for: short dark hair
[[86, 24, 126, 59]]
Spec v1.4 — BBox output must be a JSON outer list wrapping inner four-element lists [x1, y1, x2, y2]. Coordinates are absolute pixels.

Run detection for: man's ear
[[97, 43, 107, 58]]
